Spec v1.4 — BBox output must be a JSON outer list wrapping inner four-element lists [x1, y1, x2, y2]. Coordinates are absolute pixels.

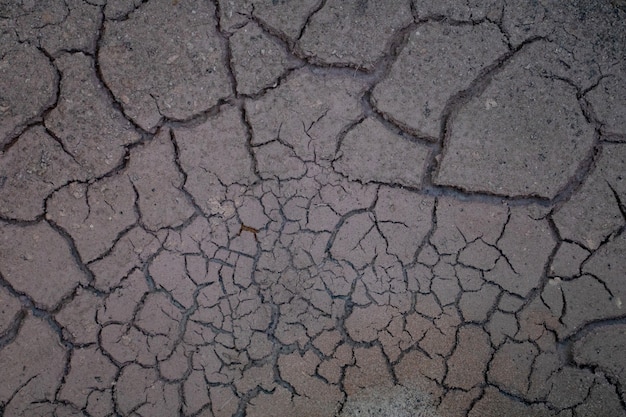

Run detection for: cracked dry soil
[[1, 0, 626, 416]]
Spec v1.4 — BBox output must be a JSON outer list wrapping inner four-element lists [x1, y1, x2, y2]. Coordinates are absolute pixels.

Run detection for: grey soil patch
[[1, 1, 625, 416]]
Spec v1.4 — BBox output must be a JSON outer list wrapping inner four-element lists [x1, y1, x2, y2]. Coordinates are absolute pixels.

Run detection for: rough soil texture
[[1, 1, 626, 416]]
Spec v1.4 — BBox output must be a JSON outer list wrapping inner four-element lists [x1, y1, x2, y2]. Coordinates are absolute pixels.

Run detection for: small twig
[[238, 224, 259, 241]]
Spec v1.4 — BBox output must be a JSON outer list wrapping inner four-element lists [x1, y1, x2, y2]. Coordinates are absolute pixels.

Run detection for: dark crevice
[[240, 105, 262, 181], [43, 217, 96, 285], [295, 0, 327, 43], [1, 44, 61, 153], [432, 36, 545, 191], [169, 130, 211, 217], [103, 0, 150, 22], [0, 294, 26, 349], [607, 181, 626, 221], [92, 12, 155, 137]]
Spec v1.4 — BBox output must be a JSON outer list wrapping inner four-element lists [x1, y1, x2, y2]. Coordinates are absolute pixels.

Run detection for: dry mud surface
[[1, 0, 626, 416]]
